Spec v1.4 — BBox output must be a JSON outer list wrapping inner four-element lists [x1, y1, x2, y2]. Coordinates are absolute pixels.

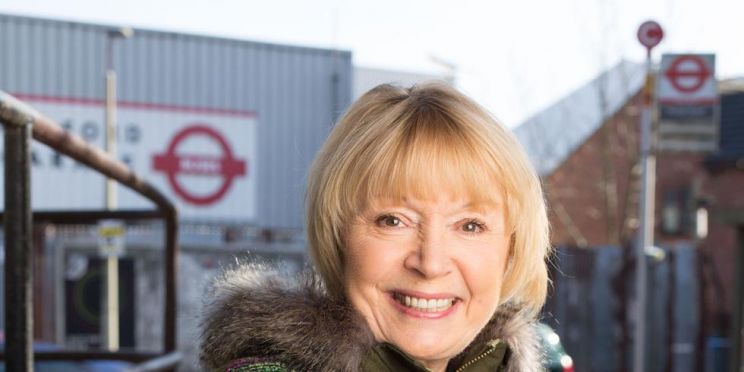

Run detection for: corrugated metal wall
[[545, 245, 700, 372], [0, 13, 352, 229]]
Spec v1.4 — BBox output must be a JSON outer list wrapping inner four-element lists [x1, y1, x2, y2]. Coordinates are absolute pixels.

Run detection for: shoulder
[[198, 263, 375, 371], [497, 307, 544, 372]]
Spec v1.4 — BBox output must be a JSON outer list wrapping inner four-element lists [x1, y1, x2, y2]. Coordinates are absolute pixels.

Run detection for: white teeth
[[395, 294, 454, 312]]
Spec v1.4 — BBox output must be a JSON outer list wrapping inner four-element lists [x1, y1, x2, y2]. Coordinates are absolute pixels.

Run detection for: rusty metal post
[[164, 210, 178, 356], [1, 91, 179, 368], [1, 92, 37, 372], [4, 122, 34, 372]]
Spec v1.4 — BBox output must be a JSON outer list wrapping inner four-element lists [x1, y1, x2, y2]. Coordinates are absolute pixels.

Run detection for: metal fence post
[[164, 213, 178, 357], [1, 90, 179, 369], [732, 226, 744, 372], [4, 121, 34, 372]]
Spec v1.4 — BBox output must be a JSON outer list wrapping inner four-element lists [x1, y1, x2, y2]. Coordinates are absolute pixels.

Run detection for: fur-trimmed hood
[[199, 264, 544, 371]]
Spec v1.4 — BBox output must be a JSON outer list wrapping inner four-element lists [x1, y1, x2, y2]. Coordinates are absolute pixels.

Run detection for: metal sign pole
[[633, 56, 655, 372], [102, 27, 132, 352], [103, 67, 120, 353], [103, 33, 120, 353], [634, 20, 663, 372]]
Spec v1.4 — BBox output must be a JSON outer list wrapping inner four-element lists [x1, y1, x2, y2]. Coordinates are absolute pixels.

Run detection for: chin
[[394, 333, 462, 363]]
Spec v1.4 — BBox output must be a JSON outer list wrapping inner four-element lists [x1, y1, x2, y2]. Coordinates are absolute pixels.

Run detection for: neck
[[421, 358, 448, 372]]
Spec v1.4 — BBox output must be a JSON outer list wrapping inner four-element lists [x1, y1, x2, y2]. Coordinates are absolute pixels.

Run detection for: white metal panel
[[0, 13, 353, 227], [0, 97, 257, 221]]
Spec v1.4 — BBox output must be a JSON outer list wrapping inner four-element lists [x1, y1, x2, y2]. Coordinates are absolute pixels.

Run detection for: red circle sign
[[665, 55, 711, 94], [152, 124, 247, 205], [637, 21, 663, 50]]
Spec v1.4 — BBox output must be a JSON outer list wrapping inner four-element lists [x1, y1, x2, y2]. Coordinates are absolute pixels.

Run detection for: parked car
[[538, 323, 574, 372]]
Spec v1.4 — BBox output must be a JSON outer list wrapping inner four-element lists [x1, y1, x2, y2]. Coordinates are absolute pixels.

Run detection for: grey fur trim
[[476, 303, 545, 372], [199, 263, 544, 371]]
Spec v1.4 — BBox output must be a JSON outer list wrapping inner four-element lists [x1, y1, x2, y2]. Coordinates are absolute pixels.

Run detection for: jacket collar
[[363, 339, 509, 372], [199, 263, 544, 371]]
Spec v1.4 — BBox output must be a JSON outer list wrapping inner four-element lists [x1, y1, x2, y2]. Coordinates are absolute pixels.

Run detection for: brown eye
[[376, 215, 402, 228], [462, 220, 485, 233]]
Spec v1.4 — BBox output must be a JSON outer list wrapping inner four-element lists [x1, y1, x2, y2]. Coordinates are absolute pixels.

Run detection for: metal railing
[[0, 91, 179, 371]]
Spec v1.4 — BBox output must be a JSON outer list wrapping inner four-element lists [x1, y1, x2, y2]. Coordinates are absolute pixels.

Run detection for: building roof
[[513, 60, 646, 176]]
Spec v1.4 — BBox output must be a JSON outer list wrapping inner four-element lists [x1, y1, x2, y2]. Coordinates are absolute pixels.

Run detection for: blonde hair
[[306, 83, 551, 314]]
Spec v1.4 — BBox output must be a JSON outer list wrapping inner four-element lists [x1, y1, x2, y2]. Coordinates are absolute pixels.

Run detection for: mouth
[[393, 292, 455, 312], [389, 291, 459, 318]]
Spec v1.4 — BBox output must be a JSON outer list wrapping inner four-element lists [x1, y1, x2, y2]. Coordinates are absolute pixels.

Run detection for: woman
[[200, 83, 551, 371]]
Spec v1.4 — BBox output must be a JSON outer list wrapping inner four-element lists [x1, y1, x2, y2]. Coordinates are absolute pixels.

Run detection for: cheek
[[458, 237, 510, 300], [343, 231, 409, 288]]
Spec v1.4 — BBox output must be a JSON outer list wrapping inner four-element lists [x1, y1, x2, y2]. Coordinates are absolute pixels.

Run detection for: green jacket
[[200, 264, 543, 371], [225, 339, 509, 372], [362, 340, 509, 371]]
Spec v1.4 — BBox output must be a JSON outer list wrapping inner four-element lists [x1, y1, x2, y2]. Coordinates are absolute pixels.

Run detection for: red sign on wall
[[657, 53, 718, 152], [659, 54, 716, 105], [153, 125, 247, 205]]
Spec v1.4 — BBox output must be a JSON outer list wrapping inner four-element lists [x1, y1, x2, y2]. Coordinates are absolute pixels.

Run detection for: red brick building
[[515, 61, 744, 361]]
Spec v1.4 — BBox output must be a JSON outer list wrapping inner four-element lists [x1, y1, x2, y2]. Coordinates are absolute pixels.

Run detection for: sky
[[1, 0, 742, 127]]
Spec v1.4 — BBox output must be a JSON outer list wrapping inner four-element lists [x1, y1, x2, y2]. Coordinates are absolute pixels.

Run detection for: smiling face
[[343, 192, 511, 372], [307, 84, 550, 370]]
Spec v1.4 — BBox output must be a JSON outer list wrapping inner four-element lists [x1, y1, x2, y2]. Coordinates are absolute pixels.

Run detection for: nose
[[404, 221, 453, 279]]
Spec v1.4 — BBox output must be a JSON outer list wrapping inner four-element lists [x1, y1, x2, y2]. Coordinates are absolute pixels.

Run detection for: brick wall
[[544, 90, 744, 334], [545, 94, 643, 247]]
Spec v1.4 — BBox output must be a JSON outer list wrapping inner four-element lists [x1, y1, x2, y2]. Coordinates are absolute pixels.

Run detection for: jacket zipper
[[454, 340, 501, 372]]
